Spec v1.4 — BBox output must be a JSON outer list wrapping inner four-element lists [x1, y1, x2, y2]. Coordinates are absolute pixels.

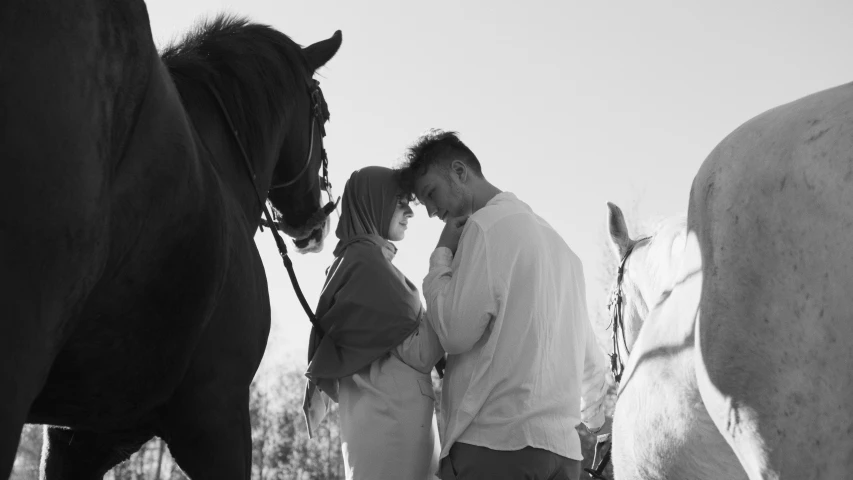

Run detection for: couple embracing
[[302, 130, 611, 480]]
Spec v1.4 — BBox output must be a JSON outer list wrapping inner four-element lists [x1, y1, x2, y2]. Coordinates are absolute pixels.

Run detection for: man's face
[[413, 164, 472, 222]]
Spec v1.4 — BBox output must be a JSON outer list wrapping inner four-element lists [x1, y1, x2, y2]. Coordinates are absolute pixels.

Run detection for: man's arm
[[423, 221, 498, 355], [574, 263, 611, 433], [579, 281, 611, 431]]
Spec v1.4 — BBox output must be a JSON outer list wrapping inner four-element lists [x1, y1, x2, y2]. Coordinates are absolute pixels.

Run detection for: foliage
[[247, 368, 344, 480], [9, 425, 42, 480]]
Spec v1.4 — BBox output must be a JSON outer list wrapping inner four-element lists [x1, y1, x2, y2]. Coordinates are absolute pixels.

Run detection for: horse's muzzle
[[288, 200, 336, 253]]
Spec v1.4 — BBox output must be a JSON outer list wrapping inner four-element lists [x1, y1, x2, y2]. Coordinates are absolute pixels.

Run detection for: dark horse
[[0, 1, 340, 477]]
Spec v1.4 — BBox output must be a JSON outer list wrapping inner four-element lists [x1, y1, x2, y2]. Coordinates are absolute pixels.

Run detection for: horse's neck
[[178, 79, 280, 227], [636, 217, 689, 317]]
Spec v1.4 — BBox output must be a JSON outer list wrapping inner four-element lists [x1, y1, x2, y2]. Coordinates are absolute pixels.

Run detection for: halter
[[607, 236, 651, 384], [206, 77, 335, 334]]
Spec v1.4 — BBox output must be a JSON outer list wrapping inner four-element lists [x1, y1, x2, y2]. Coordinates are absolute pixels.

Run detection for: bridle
[[607, 236, 651, 384], [584, 236, 651, 480], [269, 79, 333, 197], [206, 77, 335, 334]]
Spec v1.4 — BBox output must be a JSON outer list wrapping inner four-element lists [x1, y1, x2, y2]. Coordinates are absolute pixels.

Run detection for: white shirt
[[423, 192, 609, 462]]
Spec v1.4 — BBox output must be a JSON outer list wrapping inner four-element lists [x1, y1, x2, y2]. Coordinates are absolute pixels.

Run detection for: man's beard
[[449, 182, 473, 218]]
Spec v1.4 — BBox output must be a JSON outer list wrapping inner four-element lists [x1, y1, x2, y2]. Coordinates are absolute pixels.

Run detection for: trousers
[[438, 442, 582, 480]]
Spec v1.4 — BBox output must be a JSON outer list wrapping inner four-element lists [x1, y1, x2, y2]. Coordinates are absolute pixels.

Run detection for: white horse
[[607, 80, 853, 480], [607, 204, 748, 480]]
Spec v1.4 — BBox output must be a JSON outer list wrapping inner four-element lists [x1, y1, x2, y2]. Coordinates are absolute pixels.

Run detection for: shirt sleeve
[[393, 309, 446, 374], [579, 279, 611, 430], [422, 221, 499, 355]]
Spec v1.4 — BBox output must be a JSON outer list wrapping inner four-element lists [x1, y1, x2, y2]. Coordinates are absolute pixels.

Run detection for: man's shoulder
[[470, 194, 579, 262], [470, 192, 531, 230]]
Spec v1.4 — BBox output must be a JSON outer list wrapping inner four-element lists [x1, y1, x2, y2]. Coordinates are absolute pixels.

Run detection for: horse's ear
[[303, 30, 342, 73], [607, 202, 632, 259]]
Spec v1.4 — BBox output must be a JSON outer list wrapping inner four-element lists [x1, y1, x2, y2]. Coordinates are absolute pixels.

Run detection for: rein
[[584, 236, 651, 480], [206, 79, 333, 335], [586, 448, 612, 480], [608, 236, 651, 383]]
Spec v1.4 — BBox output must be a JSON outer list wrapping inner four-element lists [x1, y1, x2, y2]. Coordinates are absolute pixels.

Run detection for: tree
[[105, 437, 186, 480], [249, 367, 345, 479]]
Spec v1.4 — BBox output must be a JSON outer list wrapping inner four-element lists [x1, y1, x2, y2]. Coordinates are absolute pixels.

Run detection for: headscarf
[[332, 165, 398, 242], [302, 166, 422, 436]]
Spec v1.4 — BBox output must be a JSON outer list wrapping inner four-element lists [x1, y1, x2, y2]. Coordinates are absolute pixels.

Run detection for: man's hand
[[437, 215, 469, 255], [587, 415, 613, 437]]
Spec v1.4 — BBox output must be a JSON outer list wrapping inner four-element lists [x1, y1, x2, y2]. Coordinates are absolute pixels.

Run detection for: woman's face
[[387, 197, 414, 241]]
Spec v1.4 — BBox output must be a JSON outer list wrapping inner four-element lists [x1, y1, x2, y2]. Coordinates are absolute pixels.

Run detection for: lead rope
[[206, 83, 322, 334]]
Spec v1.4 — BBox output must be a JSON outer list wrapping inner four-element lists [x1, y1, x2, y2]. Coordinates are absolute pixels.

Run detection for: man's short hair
[[396, 129, 482, 201]]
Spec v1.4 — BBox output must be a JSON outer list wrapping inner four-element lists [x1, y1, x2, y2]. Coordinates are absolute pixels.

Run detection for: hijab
[[302, 167, 422, 435]]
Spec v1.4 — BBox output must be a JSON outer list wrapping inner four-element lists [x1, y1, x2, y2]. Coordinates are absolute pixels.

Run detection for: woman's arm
[[393, 309, 445, 374]]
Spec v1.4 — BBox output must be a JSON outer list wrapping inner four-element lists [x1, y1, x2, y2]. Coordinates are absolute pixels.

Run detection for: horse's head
[[161, 18, 342, 253], [606, 202, 687, 354], [266, 31, 342, 253]]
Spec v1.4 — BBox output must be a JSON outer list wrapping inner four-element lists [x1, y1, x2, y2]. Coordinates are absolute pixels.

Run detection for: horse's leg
[[40, 427, 151, 480], [695, 263, 853, 480], [162, 385, 252, 479], [160, 244, 268, 479]]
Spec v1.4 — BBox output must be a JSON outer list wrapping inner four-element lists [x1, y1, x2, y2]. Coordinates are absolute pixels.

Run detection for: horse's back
[[689, 81, 853, 478]]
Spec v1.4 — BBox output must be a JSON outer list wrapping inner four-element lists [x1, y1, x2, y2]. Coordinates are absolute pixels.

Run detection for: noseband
[[206, 77, 334, 334], [608, 237, 651, 384]]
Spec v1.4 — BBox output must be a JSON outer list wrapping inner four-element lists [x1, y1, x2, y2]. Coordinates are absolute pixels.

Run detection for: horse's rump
[[689, 80, 853, 478]]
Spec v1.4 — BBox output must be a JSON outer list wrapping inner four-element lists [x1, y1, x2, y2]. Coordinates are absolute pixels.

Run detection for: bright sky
[[145, 0, 853, 375]]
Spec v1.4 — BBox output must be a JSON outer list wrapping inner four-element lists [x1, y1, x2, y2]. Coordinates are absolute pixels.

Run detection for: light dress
[[338, 312, 443, 480]]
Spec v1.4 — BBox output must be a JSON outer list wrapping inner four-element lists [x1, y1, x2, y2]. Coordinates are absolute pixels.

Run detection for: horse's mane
[[636, 215, 688, 298], [161, 14, 308, 161]]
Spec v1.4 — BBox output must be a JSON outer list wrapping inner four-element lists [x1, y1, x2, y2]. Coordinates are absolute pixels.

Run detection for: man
[[397, 129, 610, 480]]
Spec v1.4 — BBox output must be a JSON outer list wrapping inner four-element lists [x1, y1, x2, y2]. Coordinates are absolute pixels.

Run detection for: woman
[[303, 166, 444, 480]]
